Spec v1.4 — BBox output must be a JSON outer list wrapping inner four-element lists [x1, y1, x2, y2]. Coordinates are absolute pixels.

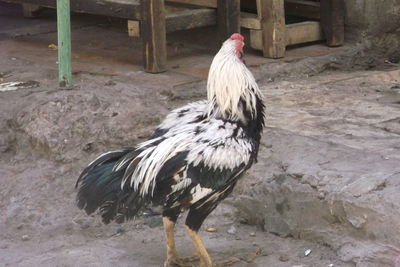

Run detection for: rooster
[[76, 33, 265, 267]]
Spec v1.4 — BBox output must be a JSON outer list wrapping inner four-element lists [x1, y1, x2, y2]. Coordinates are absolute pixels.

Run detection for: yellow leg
[[163, 217, 177, 257], [185, 226, 213, 267], [163, 217, 195, 267]]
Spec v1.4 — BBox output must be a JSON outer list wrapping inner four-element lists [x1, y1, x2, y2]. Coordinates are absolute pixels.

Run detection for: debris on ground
[[227, 226, 237, 235], [0, 81, 40, 91]]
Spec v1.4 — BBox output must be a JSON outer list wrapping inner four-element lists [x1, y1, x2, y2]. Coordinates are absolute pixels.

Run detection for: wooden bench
[[241, 0, 344, 58], [5, 0, 240, 73]]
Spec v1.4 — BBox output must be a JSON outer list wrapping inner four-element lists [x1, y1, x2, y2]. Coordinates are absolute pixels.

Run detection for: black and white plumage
[[76, 33, 265, 266]]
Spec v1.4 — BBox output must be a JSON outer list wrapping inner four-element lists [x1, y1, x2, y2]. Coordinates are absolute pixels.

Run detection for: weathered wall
[[345, 0, 400, 39]]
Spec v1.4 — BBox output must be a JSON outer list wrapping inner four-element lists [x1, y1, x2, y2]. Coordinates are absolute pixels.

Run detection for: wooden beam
[[166, 8, 216, 33], [285, 0, 320, 20], [217, 0, 240, 42], [241, 12, 261, 30], [131, 7, 217, 37], [250, 21, 323, 50], [286, 21, 323, 46], [320, 0, 344, 46], [166, 0, 217, 8], [22, 3, 42, 18], [56, 0, 72, 88], [141, 0, 167, 73], [127, 20, 140, 37], [249, 29, 262, 51], [5, 0, 142, 20], [259, 0, 286, 58]]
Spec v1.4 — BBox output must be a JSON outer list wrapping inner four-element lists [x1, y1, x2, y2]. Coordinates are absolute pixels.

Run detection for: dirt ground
[[1, 2, 400, 267]]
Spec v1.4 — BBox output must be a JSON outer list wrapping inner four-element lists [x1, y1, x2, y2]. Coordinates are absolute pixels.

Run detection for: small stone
[[105, 80, 117, 86], [304, 249, 312, 256], [142, 210, 155, 217], [301, 174, 320, 187], [279, 254, 290, 262], [144, 216, 163, 228], [329, 264, 334, 267], [21, 235, 30, 241], [318, 191, 325, 200], [60, 164, 73, 174], [227, 226, 237, 235], [347, 216, 366, 229], [11, 57, 17, 61], [249, 232, 256, 237], [113, 225, 123, 233], [206, 227, 217, 233]]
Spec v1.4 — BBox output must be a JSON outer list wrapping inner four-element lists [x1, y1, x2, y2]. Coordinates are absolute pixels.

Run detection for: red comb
[[230, 33, 244, 41]]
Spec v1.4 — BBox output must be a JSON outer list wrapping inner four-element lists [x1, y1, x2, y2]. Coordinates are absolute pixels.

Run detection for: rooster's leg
[[185, 226, 212, 267], [183, 185, 239, 267], [163, 217, 197, 267]]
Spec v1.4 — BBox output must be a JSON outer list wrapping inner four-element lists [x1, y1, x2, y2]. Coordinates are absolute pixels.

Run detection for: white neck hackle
[[207, 38, 262, 122]]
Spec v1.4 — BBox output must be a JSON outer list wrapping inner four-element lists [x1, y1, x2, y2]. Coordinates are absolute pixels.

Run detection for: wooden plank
[[141, 0, 167, 73], [249, 29, 262, 51], [250, 21, 323, 50], [241, 12, 261, 30], [166, 8, 216, 33], [285, 0, 320, 19], [5, 0, 142, 19], [127, 20, 140, 37], [286, 21, 323, 46], [166, 0, 217, 8], [320, 0, 344, 46], [259, 0, 286, 58], [57, 0, 72, 88], [129, 7, 216, 42], [22, 3, 42, 18], [217, 0, 240, 42]]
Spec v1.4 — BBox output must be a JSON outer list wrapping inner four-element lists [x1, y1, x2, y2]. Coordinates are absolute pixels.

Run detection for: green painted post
[[57, 0, 72, 88]]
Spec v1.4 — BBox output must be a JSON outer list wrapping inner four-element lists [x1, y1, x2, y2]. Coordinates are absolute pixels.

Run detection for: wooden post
[[141, 0, 167, 73], [22, 3, 41, 18], [259, 0, 286, 58], [320, 0, 344, 46], [57, 0, 72, 88], [217, 0, 240, 42]]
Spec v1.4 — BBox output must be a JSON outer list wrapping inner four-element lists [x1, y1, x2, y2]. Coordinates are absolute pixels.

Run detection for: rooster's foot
[[213, 257, 241, 267], [164, 253, 199, 267]]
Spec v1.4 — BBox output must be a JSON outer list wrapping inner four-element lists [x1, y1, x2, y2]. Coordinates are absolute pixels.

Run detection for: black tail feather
[[76, 147, 149, 224], [76, 148, 134, 188]]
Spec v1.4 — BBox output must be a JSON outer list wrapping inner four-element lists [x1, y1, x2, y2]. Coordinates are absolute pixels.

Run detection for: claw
[[213, 257, 241, 267], [180, 252, 199, 263], [164, 257, 196, 267]]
